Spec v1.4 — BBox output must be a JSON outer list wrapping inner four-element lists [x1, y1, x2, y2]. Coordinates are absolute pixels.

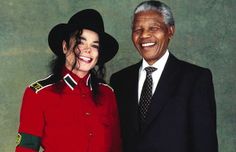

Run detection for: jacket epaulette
[[29, 75, 55, 93], [99, 83, 114, 92]]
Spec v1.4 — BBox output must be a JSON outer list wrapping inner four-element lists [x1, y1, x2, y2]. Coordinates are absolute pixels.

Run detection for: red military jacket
[[16, 68, 122, 152]]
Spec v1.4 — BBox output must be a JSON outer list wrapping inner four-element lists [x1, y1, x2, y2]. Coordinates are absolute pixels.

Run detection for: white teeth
[[79, 56, 92, 62], [141, 42, 155, 47]]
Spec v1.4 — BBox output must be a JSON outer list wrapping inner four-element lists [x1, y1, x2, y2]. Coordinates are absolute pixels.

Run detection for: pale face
[[132, 10, 175, 65], [63, 29, 99, 78]]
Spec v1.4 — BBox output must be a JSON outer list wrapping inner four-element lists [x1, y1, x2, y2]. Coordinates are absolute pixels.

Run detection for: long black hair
[[50, 28, 106, 103]]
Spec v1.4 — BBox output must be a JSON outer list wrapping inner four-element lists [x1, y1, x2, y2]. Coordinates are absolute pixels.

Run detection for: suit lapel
[[125, 62, 141, 133], [141, 54, 181, 133]]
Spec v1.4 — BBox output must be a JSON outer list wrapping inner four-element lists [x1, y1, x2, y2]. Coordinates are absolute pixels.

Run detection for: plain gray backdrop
[[0, 0, 235, 151]]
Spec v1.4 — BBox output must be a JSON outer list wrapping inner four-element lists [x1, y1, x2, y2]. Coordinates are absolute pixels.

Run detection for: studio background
[[0, 0, 235, 151]]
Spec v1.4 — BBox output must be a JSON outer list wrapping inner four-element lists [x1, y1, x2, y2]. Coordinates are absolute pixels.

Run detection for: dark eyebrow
[[80, 36, 99, 44], [151, 23, 161, 26], [80, 37, 86, 40]]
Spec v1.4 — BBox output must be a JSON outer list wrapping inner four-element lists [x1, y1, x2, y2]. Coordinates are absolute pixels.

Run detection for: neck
[[72, 69, 88, 78]]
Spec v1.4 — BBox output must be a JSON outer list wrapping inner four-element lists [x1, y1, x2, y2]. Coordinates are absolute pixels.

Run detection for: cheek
[[154, 31, 164, 38], [132, 34, 139, 45], [155, 30, 169, 40], [93, 50, 99, 61], [66, 53, 77, 65]]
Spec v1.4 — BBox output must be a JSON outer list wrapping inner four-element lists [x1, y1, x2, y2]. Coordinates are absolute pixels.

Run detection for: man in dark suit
[[110, 1, 218, 152]]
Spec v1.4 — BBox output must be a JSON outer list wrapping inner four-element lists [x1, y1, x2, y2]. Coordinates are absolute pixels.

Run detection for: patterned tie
[[139, 67, 157, 120]]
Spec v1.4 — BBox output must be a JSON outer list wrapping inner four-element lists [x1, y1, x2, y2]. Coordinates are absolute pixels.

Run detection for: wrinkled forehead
[[132, 10, 165, 26]]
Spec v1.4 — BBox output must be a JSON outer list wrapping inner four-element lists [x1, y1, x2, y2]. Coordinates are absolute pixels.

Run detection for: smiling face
[[132, 10, 175, 65], [63, 29, 99, 78]]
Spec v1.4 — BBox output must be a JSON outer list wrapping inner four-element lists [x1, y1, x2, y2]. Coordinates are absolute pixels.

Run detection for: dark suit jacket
[[110, 53, 218, 152]]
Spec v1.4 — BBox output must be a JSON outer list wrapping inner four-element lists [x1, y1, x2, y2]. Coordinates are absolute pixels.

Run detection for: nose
[[140, 29, 151, 39], [83, 46, 91, 53], [79, 44, 91, 53]]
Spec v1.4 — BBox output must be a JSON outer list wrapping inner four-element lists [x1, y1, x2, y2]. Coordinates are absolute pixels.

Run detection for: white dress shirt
[[138, 50, 169, 103]]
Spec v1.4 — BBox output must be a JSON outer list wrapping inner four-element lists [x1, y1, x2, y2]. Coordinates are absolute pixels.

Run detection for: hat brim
[[98, 32, 118, 64], [48, 23, 78, 56], [48, 24, 118, 64]]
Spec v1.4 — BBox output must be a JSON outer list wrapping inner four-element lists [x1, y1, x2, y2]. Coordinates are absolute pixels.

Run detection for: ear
[[62, 40, 68, 54], [168, 26, 175, 39]]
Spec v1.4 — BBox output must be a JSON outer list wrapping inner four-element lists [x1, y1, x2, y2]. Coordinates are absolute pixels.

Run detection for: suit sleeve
[[110, 74, 118, 97], [16, 88, 44, 152], [190, 69, 218, 152], [109, 74, 115, 90]]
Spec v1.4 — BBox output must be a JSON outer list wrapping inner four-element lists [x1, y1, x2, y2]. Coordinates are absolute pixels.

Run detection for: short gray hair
[[133, 0, 175, 26]]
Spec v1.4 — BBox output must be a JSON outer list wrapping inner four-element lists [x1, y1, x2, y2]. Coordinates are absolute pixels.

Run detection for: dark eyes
[[150, 26, 160, 31], [133, 28, 142, 33], [133, 26, 160, 34], [79, 40, 99, 50], [92, 45, 99, 49]]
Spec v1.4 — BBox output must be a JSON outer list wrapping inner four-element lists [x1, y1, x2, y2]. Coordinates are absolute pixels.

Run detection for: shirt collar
[[62, 67, 91, 90], [140, 49, 169, 71]]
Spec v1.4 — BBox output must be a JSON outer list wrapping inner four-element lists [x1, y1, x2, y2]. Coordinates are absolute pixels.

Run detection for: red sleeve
[[16, 88, 44, 152], [110, 91, 122, 152], [16, 147, 37, 152]]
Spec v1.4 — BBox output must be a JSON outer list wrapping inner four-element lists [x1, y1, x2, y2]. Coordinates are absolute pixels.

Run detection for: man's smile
[[79, 55, 92, 63], [141, 42, 156, 47]]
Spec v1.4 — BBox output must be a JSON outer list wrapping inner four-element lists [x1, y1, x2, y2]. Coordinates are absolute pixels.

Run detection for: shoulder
[[169, 55, 214, 86], [170, 53, 212, 75], [21, 75, 58, 107], [99, 82, 114, 93], [179, 60, 211, 76], [28, 75, 56, 94], [98, 82, 117, 106]]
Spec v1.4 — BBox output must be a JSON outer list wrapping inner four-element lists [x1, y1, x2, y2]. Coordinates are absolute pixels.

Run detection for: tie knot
[[145, 67, 157, 75]]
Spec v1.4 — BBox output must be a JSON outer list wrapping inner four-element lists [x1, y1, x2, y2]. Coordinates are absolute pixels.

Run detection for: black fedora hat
[[48, 9, 118, 64]]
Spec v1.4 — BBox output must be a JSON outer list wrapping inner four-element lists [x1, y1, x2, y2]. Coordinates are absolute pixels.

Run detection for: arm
[[190, 69, 218, 152], [16, 88, 44, 152], [110, 92, 122, 152]]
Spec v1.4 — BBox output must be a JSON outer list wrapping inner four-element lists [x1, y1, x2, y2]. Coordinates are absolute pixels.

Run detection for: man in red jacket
[[16, 9, 121, 152]]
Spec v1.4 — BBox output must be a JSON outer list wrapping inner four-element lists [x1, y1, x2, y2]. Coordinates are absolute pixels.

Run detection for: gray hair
[[133, 0, 175, 26]]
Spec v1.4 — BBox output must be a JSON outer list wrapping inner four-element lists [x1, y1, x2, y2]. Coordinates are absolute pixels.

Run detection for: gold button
[[85, 112, 91, 116], [89, 132, 94, 136]]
